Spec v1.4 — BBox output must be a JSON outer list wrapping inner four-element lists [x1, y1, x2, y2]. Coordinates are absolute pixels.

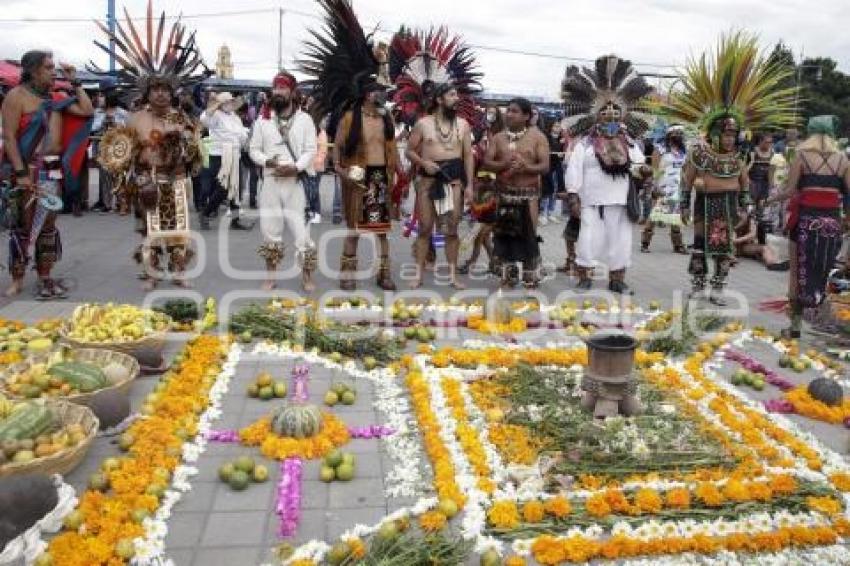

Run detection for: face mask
[[602, 122, 621, 137]]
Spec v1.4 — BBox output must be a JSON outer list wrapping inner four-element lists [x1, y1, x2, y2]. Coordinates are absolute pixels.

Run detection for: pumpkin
[[807, 377, 844, 407], [271, 403, 322, 439]]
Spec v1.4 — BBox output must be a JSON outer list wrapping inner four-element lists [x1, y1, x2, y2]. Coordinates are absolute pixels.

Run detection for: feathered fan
[[389, 26, 482, 126], [561, 55, 653, 138], [298, 0, 382, 119], [89, 0, 211, 96], [660, 31, 799, 136]]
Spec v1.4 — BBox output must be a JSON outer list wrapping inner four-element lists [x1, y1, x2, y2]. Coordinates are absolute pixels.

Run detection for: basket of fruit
[[59, 304, 171, 368], [1, 347, 140, 423], [0, 397, 98, 477]]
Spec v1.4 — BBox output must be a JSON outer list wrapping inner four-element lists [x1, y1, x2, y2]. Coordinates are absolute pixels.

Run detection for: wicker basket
[[0, 400, 99, 477], [1, 349, 140, 424], [59, 324, 168, 366]]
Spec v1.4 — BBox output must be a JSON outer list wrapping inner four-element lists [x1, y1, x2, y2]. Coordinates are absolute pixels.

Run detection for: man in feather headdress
[[301, 0, 399, 291], [92, 0, 209, 291], [391, 27, 481, 288], [1, 51, 94, 299], [663, 32, 798, 305], [563, 55, 654, 294]]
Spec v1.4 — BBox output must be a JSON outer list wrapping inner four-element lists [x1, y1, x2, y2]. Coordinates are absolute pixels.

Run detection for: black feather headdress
[[561, 55, 653, 137], [88, 0, 211, 97], [298, 0, 384, 119]]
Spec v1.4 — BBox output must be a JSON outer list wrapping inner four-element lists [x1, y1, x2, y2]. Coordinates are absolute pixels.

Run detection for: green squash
[[48, 362, 107, 393], [271, 403, 322, 439], [807, 378, 844, 407], [0, 403, 54, 441]]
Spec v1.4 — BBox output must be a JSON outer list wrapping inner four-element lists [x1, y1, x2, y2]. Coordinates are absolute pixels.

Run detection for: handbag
[[626, 177, 642, 223]]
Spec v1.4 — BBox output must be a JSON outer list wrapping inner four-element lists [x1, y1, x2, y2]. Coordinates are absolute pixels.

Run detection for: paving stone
[[201, 512, 269, 546], [299, 480, 330, 509], [165, 548, 195, 566], [212, 480, 275, 512], [174, 482, 217, 513], [328, 478, 386, 509], [192, 546, 261, 566], [165, 512, 207, 549]]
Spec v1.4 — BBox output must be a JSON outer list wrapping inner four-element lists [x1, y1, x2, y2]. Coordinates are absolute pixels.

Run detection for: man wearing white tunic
[[249, 72, 318, 292], [561, 55, 654, 294]]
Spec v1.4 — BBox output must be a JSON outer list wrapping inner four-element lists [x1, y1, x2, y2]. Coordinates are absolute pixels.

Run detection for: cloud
[[0, 0, 846, 99]]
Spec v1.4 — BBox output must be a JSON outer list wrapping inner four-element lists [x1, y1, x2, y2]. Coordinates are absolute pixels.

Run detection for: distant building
[[216, 44, 234, 80]]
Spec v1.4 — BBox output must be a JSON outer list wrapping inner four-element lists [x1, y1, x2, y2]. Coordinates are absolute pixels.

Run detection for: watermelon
[[271, 403, 322, 439], [0, 403, 54, 441], [48, 362, 108, 393]]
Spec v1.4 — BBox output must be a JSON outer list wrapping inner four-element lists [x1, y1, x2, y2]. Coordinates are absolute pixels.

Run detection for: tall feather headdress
[[89, 0, 211, 96], [299, 0, 384, 119], [561, 55, 654, 138], [389, 26, 482, 126], [659, 31, 799, 137]]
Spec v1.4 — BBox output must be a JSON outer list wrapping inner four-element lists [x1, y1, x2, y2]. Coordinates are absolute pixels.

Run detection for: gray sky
[[0, 0, 845, 99]]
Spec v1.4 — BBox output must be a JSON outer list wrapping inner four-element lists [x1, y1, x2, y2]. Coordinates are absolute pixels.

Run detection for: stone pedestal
[[581, 330, 642, 418]]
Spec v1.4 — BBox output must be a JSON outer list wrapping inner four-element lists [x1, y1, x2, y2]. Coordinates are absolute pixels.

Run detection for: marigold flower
[[585, 494, 612, 518], [831, 473, 850, 492], [806, 496, 843, 516], [665, 488, 691, 509], [505, 557, 526, 566], [419, 511, 447, 532], [522, 500, 546, 523], [722, 479, 749, 502], [694, 482, 725, 507], [634, 488, 663, 514], [531, 535, 566, 565], [488, 500, 521, 529], [544, 496, 572, 518], [769, 474, 798, 495]]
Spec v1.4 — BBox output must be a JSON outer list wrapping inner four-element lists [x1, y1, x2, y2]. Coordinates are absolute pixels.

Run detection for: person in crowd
[[747, 131, 776, 212], [666, 34, 796, 306], [563, 56, 653, 294], [484, 97, 550, 288], [767, 116, 850, 338], [642, 125, 688, 253], [199, 91, 250, 230], [249, 71, 318, 292], [539, 118, 566, 226], [2, 51, 93, 298], [238, 102, 261, 210], [732, 205, 784, 268], [92, 2, 208, 290], [406, 84, 475, 289], [305, 117, 328, 223], [91, 93, 127, 213], [459, 103, 502, 275]]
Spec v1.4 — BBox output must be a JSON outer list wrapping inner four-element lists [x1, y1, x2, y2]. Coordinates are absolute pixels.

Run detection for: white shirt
[[249, 110, 317, 176], [200, 109, 248, 156], [657, 147, 686, 199], [566, 137, 644, 206]]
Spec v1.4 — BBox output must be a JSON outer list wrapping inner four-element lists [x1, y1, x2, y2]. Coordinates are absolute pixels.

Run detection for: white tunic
[[566, 137, 644, 205]]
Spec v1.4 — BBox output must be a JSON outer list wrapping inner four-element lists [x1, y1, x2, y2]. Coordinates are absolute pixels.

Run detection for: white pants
[[259, 176, 314, 256], [576, 204, 632, 271]]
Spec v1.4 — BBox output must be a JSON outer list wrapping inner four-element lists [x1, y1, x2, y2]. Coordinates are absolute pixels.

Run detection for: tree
[[798, 57, 850, 138]]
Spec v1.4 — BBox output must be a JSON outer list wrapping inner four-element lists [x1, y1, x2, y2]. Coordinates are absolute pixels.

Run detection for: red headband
[[273, 72, 296, 90]]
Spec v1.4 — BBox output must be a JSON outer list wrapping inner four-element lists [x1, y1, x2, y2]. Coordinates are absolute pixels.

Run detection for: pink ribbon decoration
[[347, 425, 396, 439], [276, 457, 303, 538], [205, 429, 240, 443], [291, 364, 310, 402], [763, 399, 796, 414]]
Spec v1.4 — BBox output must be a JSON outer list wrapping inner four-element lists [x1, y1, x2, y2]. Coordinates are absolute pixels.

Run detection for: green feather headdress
[[661, 31, 799, 138]]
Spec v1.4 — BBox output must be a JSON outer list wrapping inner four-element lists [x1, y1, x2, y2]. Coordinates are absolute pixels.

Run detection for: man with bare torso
[[334, 84, 399, 291], [124, 80, 201, 290], [405, 84, 475, 289], [484, 98, 550, 288], [2, 51, 93, 299]]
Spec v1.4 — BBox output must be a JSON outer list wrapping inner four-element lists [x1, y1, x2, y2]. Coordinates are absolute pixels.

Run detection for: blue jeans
[[332, 174, 342, 222], [304, 174, 322, 215]]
